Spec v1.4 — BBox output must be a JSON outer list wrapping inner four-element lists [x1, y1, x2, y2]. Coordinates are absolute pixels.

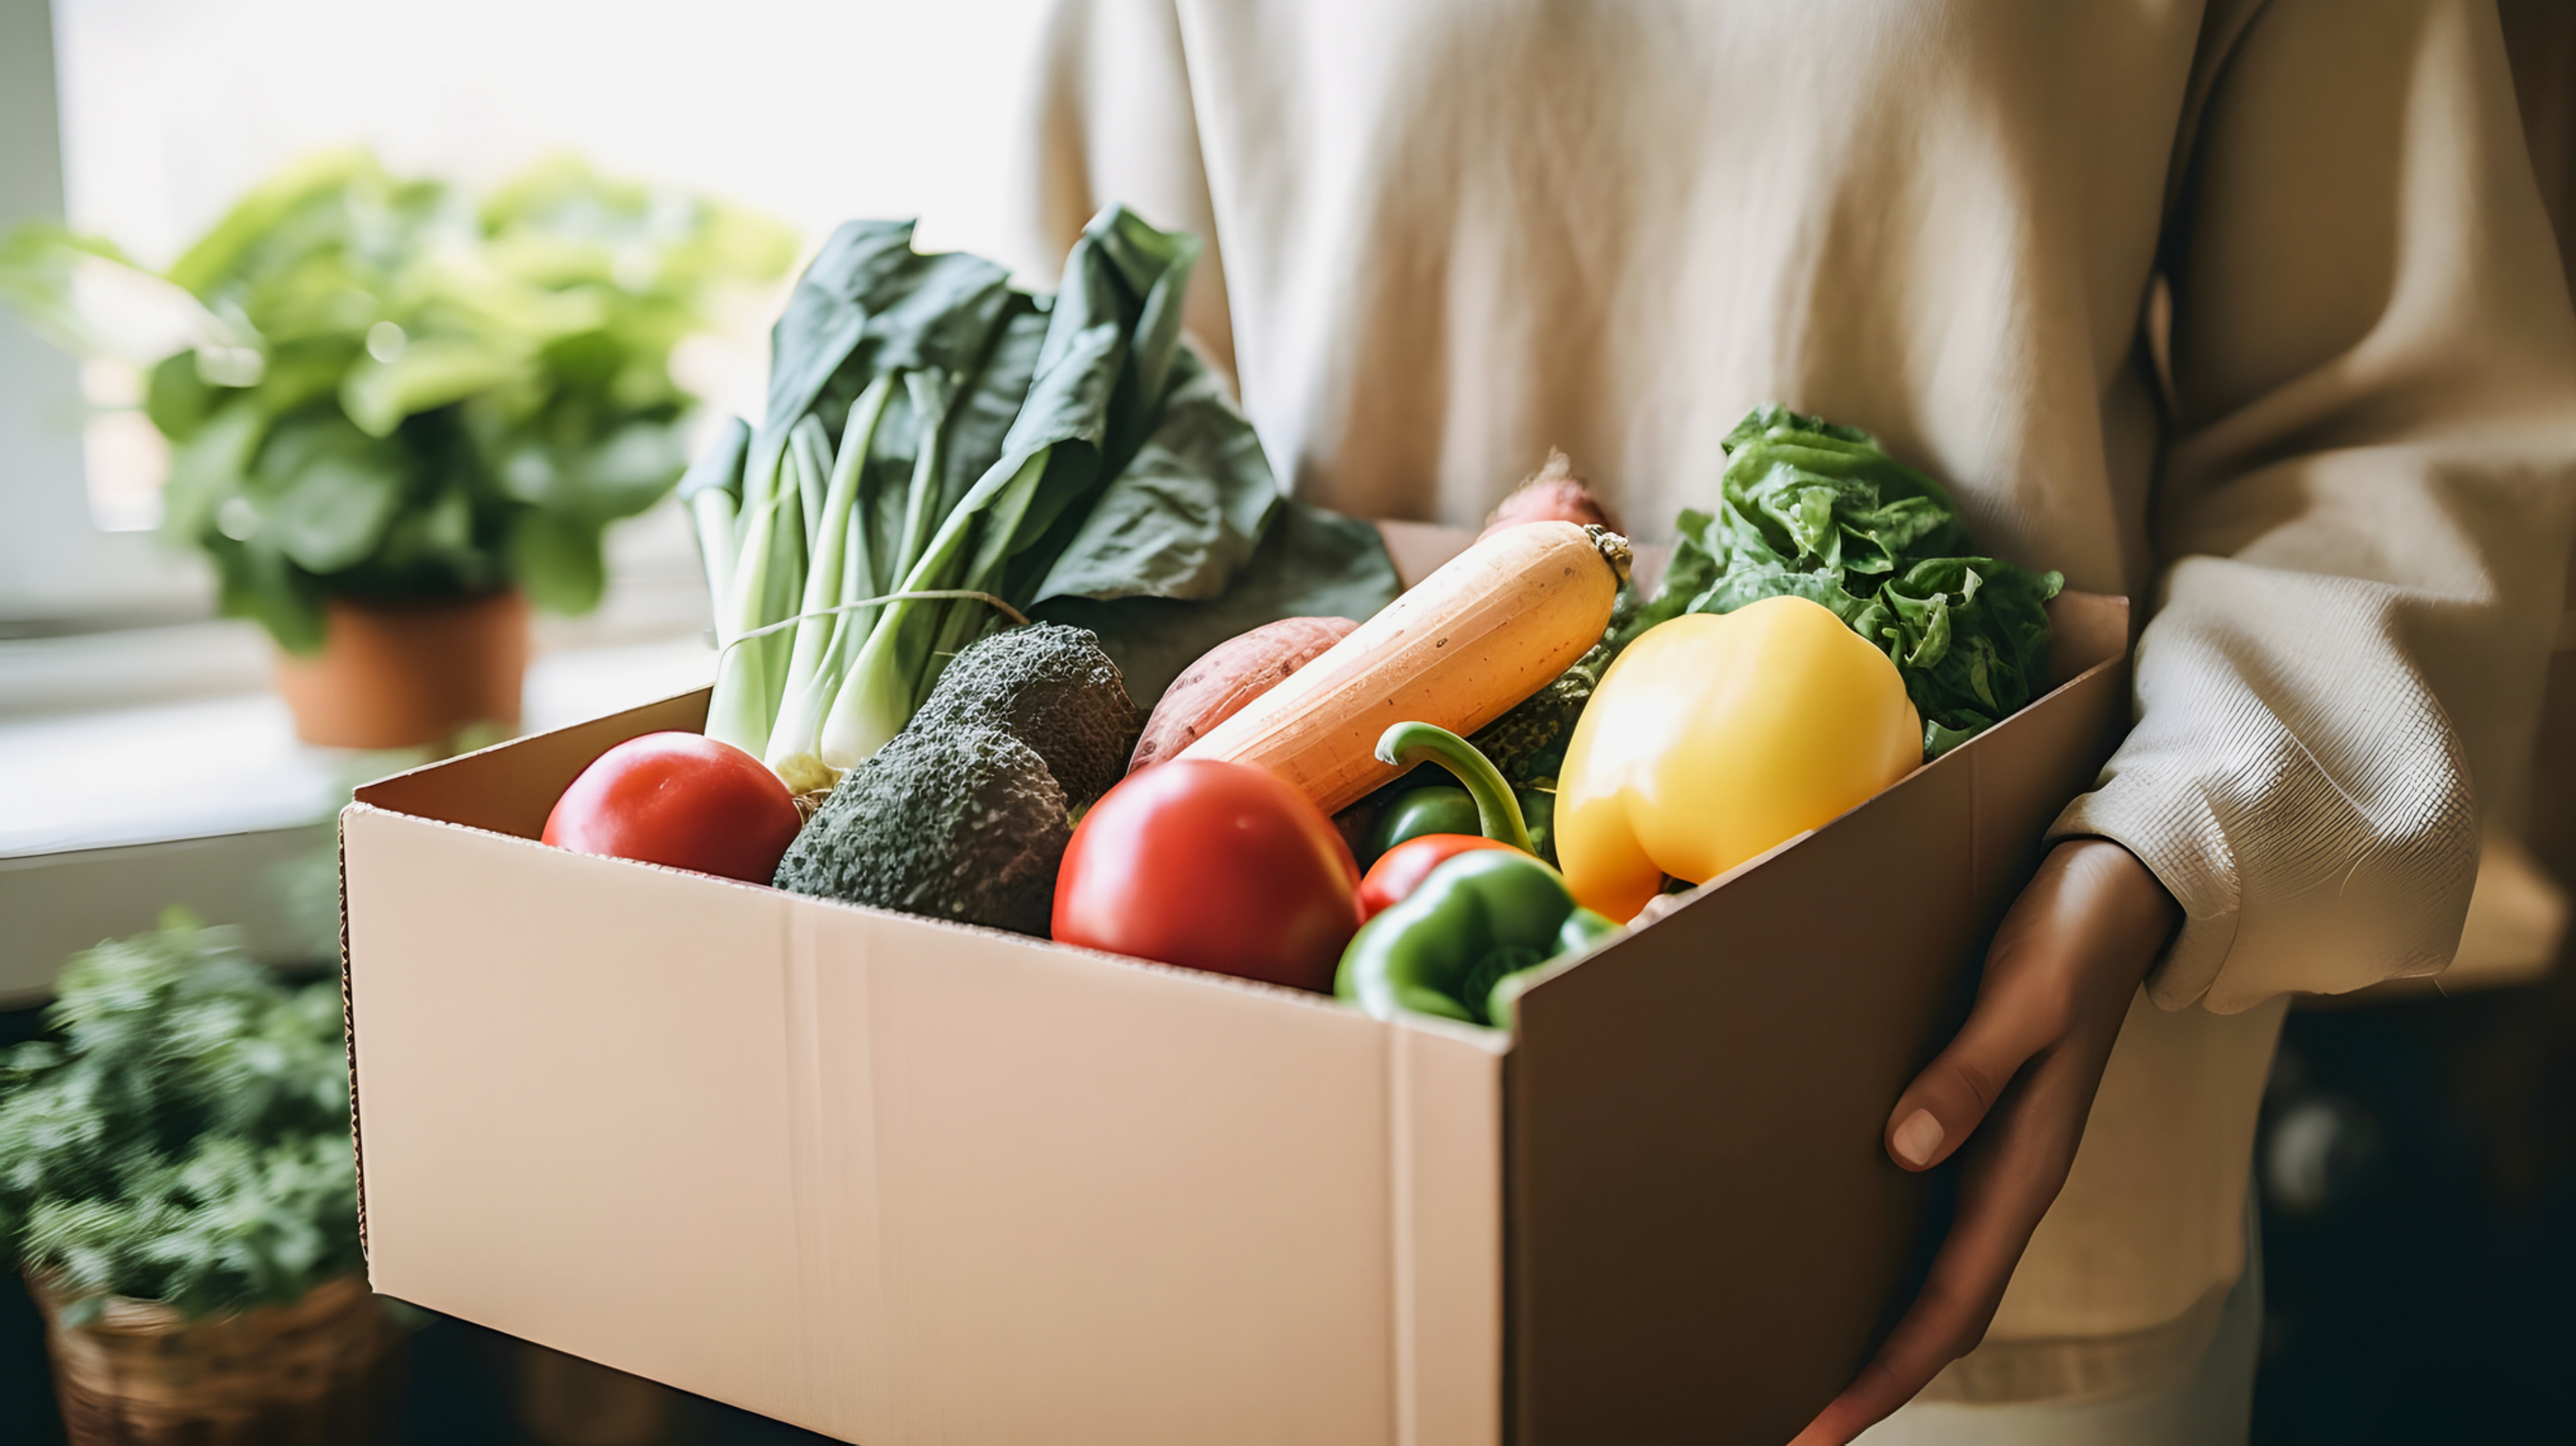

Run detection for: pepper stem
[[1375, 722, 1535, 853]]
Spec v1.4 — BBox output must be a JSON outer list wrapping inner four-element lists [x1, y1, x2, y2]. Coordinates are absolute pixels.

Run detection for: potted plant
[[1, 151, 795, 746], [0, 914, 393, 1443]]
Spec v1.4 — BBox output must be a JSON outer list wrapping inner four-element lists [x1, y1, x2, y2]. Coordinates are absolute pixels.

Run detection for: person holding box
[[1015, 1, 2576, 1441]]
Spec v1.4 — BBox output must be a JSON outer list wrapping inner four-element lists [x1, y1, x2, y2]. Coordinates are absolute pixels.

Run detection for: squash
[[1177, 522, 1629, 814]]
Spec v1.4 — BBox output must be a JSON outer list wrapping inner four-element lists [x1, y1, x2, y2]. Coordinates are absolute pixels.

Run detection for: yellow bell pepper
[[1555, 595, 1922, 921]]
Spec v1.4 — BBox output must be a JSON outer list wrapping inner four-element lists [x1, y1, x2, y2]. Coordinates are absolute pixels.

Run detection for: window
[[2, 0, 1054, 631]]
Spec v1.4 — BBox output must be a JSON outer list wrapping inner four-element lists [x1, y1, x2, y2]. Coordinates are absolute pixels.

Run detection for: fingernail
[[1892, 1108, 1946, 1167]]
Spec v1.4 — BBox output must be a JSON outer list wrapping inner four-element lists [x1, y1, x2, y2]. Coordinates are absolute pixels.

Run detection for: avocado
[[913, 623, 1137, 806], [774, 623, 1140, 935], [773, 725, 1072, 936]]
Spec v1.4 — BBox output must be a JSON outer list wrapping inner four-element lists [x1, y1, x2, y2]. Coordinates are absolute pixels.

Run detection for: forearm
[[2062, 0, 2576, 1010]]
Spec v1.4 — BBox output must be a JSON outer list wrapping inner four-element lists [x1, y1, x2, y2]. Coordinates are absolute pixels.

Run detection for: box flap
[[1507, 593, 2128, 1444], [353, 690, 711, 840]]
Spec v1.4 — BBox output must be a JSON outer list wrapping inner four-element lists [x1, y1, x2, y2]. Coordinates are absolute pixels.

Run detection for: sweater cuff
[[2047, 767, 2243, 1012]]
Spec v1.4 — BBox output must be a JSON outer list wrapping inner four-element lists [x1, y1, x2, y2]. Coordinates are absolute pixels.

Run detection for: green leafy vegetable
[[1037, 497, 1400, 709], [0, 915, 359, 1323], [1630, 406, 2064, 754], [690, 207, 1399, 782]]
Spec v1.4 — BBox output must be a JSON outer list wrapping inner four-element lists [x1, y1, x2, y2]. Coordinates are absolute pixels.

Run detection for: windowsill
[[0, 634, 718, 1004], [0, 637, 719, 858]]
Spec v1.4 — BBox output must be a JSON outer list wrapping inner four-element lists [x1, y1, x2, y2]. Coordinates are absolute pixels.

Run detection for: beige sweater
[[1017, 0, 2576, 1403]]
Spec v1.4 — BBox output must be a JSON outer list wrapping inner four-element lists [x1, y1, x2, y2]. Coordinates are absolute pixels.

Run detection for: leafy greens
[[1628, 407, 2064, 755], [688, 207, 1397, 786]]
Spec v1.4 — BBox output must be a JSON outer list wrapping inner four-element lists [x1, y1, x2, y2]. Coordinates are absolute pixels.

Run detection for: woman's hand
[[1791, 838, 2180, 1445]]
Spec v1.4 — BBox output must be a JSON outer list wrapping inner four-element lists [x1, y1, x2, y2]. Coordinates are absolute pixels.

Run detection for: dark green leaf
[[759, 220, 1011, 444], [1038, 498, 1401, 709], [1031, 345, 1278, 605], [833, 205, 1202, 738]]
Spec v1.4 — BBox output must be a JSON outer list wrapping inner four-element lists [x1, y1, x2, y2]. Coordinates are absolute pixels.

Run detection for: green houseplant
[[0, 915, 389, 1442], [1, 151, 795, 745]]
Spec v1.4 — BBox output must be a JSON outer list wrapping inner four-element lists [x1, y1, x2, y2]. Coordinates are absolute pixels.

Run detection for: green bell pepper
[[1377, 721, 1534, 852], [1518, 784, 1557, 866], [1367, 782, 1557, 864], [1336, 848, 1622, 1027], [1368, 784, 1482, 863]]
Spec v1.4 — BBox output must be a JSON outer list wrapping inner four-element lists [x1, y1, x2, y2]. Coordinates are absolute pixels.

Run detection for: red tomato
[[542, 731, 803, 883], [1053, 759, 1360, 992], [1356, 833, 1523, 921]]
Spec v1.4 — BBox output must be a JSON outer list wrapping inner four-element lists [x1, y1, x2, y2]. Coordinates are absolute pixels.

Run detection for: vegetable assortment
[[680, 207, 1394, 793], [533, 213, 2070, 1029]]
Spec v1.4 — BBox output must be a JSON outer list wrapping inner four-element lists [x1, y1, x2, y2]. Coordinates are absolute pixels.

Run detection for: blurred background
[[1, 1, 2573, 1443]]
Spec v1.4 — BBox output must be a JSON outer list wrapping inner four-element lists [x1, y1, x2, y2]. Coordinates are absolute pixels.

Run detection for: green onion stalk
[[818, 443, 1053, 770], [760, 375, 895, 791], [703, 429, 808, 756]]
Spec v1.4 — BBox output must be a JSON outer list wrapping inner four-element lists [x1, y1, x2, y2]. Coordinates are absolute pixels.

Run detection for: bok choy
[[684, 206, 1401, 791]]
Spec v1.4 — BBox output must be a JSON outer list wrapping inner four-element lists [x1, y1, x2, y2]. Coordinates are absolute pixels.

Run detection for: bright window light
[[48, 0, 1054, 527]]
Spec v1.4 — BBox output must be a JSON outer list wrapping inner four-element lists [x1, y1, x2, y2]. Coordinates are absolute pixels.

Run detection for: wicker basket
[[26, 1273, 401, 1446]]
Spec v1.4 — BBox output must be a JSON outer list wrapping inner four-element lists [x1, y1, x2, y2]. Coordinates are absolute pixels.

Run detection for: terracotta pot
[[272, 590, 529, 749], [27, 1273, 405, 1446]]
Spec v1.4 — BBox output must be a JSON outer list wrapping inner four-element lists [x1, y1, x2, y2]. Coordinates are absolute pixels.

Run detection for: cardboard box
[[340, 527, 2128, 1446]]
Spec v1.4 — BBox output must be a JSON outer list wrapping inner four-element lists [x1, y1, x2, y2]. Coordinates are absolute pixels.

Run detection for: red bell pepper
[[1356, 833, 1522, 921]]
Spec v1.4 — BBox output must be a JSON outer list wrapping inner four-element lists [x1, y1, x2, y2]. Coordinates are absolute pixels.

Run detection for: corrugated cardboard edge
[[338, 808, 365, 1265]]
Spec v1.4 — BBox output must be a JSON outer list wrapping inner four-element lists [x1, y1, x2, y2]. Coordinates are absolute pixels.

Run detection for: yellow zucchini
[[1177, 521, 1630, 813]]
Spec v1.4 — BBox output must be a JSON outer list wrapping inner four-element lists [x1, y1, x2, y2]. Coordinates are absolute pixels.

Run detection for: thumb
[[1882, 992, 2062, 1172]]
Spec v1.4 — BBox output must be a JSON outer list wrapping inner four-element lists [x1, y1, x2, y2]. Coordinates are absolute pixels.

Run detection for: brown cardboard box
[[339, 528, 2128, 1446]]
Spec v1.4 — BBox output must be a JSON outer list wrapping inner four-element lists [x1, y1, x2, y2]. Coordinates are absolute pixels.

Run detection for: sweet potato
[[1128, 616, 1361, 773]]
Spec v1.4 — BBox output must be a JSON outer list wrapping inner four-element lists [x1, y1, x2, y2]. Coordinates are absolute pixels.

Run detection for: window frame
[[0, 0, 209, 636]]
